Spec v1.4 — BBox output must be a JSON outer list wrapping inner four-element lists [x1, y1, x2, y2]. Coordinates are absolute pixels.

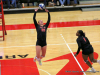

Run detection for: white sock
[[36, 57, 40, 61], [97, 60, 100, 63], [91, 67, 96, 73], [91, 67, 94, 70], [41, 55, 45, 58]]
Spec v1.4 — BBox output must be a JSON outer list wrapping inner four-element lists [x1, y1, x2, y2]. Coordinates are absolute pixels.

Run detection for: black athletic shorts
[[36, 40, 47, 47], [82, 47, 94, 55]]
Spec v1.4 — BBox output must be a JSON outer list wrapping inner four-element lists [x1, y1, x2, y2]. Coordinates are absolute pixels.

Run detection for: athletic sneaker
[[34, 56, 36, 62], [36, 58, 42, 66], [38, 60, 42, 66], [34, 57, 42, 65], [97, 60, 100, 64], [90, 68, 96, 73]]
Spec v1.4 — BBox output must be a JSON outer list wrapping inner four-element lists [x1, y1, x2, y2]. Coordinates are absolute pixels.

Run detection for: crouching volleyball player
[[75, 30, 100, 72], [33, 9, 50, 65]]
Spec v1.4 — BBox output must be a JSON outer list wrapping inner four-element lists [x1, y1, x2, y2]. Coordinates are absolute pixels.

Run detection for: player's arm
[[33, 9, 38, 28], [86, 37, 90, 44], [75, 39, 81, 57], [45, 9, 50, 28]]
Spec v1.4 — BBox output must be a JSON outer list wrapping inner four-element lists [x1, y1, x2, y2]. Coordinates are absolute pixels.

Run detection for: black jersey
[[33, 12, 50, 41], [76, 36, 92, 54]]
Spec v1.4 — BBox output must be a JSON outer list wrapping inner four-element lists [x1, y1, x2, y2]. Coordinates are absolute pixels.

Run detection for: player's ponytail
[[78, 30, 85, 37]]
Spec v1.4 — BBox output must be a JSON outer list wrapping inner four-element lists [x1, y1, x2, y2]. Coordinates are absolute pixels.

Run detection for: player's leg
[[82, 53, 96, 72], [40, 46, 47, 59], [89, 47, 100, 64], [89, 53, 100, 64], [34, 46, 42, 65], [34, 40, 42, 65], [89, 53, 97, 63], [36, 46, 41, 58], [82, 54, 92, 68]]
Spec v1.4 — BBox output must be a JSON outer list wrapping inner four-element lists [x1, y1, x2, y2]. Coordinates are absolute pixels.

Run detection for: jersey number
[[41, 28, 45, 32], [83, 38, 86, 42]]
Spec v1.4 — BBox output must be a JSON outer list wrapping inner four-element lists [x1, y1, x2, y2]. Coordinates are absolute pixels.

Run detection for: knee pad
[[84, 60, 88, 63]]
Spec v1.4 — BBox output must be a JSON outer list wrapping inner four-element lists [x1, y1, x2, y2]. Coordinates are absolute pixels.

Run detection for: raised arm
[[33, 9, 38, 28], [45, 9, 50, 28]]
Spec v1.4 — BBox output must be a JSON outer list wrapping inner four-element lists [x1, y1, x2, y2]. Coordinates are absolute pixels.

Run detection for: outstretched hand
[[74, 54, 77, 57], [35, 9, 38, 12], [45, 9, 49, 12]]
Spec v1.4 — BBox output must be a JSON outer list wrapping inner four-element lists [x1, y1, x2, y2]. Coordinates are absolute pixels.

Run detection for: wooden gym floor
[[0, 10, 100, 75]]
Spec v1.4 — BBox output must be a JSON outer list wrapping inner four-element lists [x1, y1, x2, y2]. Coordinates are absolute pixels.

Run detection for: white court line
[[38, 68, 51, 75], [60, 34, 86, 75], [0, 43, 65, 48], [0, 40, 99, 48]]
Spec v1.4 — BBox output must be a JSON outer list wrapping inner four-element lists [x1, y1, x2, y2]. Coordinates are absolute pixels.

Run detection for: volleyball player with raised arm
[[33, 9, 50, 65], [75, 30, 100, 72]]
